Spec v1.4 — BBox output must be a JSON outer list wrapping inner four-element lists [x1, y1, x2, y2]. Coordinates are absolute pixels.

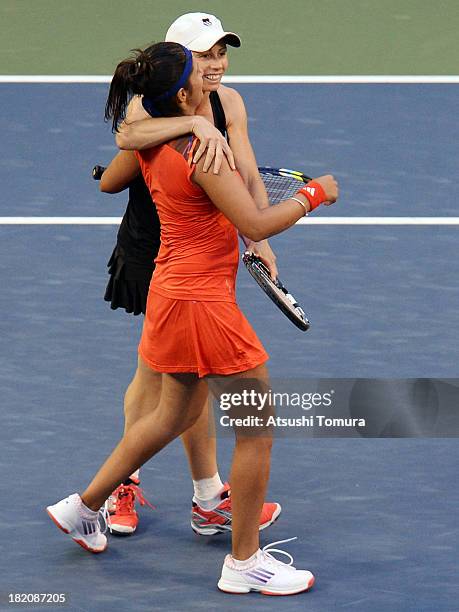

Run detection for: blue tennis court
[[1, 83, 458, 611]]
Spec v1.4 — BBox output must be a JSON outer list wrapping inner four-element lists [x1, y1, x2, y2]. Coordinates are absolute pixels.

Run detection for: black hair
[[105, 42, 191, 132]]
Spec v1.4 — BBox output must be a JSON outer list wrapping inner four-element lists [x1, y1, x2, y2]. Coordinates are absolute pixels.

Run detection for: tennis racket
[[257, 167, 312, 203], [249, 167, 312, 331], [242, 252, 310, 332], [93, 164, 312, 199]]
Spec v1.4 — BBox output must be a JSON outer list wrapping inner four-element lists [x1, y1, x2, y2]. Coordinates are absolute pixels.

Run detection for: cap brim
[[186, 32, 241, 52]]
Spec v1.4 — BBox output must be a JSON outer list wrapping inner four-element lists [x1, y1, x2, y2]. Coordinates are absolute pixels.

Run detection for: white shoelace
[[261, 537, 298, 568], [98, 505, 109, 534], [103, 498, 113, 532]]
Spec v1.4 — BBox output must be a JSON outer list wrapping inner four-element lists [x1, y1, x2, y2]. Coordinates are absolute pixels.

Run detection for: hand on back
[[191, 116, 236, 173]]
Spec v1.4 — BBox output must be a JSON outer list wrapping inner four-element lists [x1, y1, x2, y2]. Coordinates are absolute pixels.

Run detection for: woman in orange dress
[[47, 41, 338, 596]]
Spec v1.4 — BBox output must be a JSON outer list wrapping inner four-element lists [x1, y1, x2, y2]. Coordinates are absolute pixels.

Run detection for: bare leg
[[230, 435, 272, 559], [180, 396, 218, 480], [123, 357, 218, 482], [123, 355, 162, 434], [82, 363, 208, 511], [209, 363, 273, 560]]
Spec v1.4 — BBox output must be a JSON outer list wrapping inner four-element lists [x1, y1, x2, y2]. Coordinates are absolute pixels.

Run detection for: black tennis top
[[115, 91, 227, 268]]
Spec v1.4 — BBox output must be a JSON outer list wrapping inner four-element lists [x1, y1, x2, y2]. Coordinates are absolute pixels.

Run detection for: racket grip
[[92, 165, 106, 180]]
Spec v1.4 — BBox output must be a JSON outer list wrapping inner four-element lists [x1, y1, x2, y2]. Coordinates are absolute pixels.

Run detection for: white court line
[[297, 217, 459, 225], [1, 75, 459, 84], [2, 217, 459, 226], [0, 217, 123, 225]]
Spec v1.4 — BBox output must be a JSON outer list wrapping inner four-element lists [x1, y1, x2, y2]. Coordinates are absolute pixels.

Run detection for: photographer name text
[[219, 415, 366, 428]]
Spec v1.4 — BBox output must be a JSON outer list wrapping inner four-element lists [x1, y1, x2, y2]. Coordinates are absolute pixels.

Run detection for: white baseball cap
[[165, 12, 241, 52]]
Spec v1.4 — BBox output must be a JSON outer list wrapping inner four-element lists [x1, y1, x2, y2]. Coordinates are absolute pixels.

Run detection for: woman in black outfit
[[99, 13, 281, 537], [104, 91, 227, 316]]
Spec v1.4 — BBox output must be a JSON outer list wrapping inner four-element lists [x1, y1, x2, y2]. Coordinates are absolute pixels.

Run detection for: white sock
[[193, 473, 224, 510], [76, 494, 98, 520], [129, 469, 140, 482], [228, 550, 261, 570]]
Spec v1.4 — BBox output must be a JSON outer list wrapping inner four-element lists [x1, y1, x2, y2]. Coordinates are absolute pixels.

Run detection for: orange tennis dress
[[135, 137, 268, 378]]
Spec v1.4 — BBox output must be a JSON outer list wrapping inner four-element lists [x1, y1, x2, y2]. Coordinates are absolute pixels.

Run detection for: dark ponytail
[[105, 42, 191, 132]]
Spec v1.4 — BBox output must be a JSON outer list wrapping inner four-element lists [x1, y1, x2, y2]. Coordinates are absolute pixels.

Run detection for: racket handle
[[92, 165, 106, 180]]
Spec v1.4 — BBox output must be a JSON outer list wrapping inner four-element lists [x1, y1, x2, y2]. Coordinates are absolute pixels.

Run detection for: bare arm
[[116, 96, 193, 149], [117, 115, 195, 150], [116, 97, 235, 171], [193, 156, 310, 242], [222, 87, 277, 274], [224, 88, 269, 210], [99, 150, 140, 194]]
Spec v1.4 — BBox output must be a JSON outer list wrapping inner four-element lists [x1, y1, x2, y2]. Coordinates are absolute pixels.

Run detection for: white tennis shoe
[[46, 493, 108, 553], [218, 538, 314, 596]]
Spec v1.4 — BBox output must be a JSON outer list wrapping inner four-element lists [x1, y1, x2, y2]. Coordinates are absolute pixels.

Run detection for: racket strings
[[260, 173, 307, 204]]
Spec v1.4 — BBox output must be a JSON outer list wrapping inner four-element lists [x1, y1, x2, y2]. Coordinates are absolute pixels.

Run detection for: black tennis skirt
[[104, 245, 154, 316]]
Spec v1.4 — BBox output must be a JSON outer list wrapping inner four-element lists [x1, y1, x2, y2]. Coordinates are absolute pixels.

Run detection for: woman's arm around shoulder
[[116, 96, 235, 172], [116, 95, 196, 151]]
